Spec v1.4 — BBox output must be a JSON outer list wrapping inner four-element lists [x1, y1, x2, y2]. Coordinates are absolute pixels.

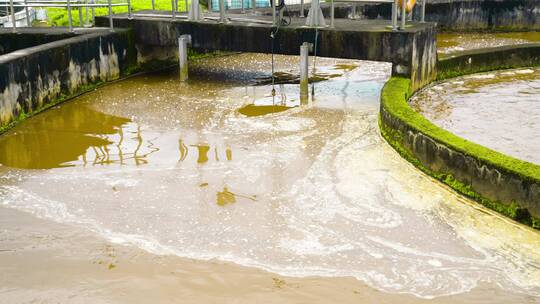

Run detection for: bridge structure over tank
[[96, 11, 437, 91]]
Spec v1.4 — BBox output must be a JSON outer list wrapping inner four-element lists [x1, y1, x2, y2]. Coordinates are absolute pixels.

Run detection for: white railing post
[[300, 0, 304, 17], [400, 0, 406, 29], [272, 0, 276, 26], [219, 0, 225, 22], [421, 0, 426, 22], [9, 0, 16, 32], [85, 0, 90, 26], [392, 0, 397, 30], [127, 0, 132, 19], [24, 0, 30, 26], [330, 0, 334, 28], [108, 0, 113, 31], [67, 0, 73, 32], [188, 0, 202, 20]]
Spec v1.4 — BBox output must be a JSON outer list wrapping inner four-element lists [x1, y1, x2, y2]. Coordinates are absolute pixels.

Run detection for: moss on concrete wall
[[380, 74, 540, 228], [0, 30, 138, 133]]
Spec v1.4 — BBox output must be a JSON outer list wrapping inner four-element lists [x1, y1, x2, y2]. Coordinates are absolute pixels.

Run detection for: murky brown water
[[2, 54, 540, 301], [437, 32, 540, 55], [410, 67, 540, 165]]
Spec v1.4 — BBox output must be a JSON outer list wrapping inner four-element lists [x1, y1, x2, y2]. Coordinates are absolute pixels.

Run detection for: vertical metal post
[[351, 4, 355, 19], [241, 0, 244, 12], [251, 0, 256, 13], [330, 0, 334, 28], [391, 0, 397, 30], [127, 0, 132, 18], [300, 42, 310, 104], [152, 0, 155, 10], [67, 0, 73, 32], [178, 35, 191, 81], [85, 0, 90, 26], [400, 0, 406, 29], [91, 0, 95, 26], [219, 0, 225, 22], [421, 0, 425, 22], [78, 5, 83, 26], [9, 0, 16, 32], [271, 0, 275, 26], [24, 0, 30, 26], [185, 0, 188, 12], [300, 0, 304, 17], [171, 0, 176, 18], [108, 0, 113, 31]]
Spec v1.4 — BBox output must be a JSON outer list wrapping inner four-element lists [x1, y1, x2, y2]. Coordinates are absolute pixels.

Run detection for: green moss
[[379, 77, 540, 229]]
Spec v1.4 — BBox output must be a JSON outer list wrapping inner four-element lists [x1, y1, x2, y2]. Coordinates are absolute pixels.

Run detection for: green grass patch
[[45, 0, 188, 26]]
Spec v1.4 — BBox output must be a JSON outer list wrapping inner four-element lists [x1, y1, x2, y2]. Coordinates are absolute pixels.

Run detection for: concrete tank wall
[[0, 29, 137, 131]]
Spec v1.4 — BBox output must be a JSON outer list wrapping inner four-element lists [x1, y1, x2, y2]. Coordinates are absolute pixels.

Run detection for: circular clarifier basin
[[410, 67, 540, 165], [1, 54, 540, 300]]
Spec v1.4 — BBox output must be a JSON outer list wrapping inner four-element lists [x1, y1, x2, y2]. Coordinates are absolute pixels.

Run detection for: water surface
[[2, 54, 540, 301], [410, 67, 540, 165], [437, 32, 540, 56]]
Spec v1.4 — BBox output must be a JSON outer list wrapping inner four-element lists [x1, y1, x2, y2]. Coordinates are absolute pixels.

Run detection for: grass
[[379, 77, 540, 228], [44, 0, 188, 27]]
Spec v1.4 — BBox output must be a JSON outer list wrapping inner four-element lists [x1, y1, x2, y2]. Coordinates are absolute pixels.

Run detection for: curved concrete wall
[[0, 29, 137, 131], [380, 44, 540, 227]]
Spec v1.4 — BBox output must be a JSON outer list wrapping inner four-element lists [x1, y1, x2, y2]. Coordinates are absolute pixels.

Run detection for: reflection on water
[[2, 53, 540, 301], [0, 103, 138, 169], [437, 32, 540, 55], [410, 67, 540, 164]]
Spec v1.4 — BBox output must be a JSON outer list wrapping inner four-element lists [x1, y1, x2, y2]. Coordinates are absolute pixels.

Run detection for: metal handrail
[[1, 0, 129, 32]]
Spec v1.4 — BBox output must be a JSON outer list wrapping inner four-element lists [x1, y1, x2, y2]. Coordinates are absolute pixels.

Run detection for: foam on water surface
[[1, 54, 540, 300]]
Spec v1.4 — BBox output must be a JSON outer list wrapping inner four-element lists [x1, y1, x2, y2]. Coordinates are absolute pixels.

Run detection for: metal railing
[[330, 0, 426, 30], [0, 0, 129, 32], [1, 0, 426, 33]]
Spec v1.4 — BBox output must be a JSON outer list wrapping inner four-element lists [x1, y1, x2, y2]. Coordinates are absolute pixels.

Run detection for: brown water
[[410, 67, 540, 165], [437, 32, 540, 56], [2, 54, 540, 301]]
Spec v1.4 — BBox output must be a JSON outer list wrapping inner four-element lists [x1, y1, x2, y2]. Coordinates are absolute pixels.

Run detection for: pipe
[[300, 42, 310, 101], [300, 0, 304, 17], [178, 35, 191, 81], [171, 0, 176, 18], [151, 0, 154, 10], [127, 0, 132, 18]]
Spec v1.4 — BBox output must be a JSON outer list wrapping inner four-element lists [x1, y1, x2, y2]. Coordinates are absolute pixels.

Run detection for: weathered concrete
[[0, 29, 137, 129], [380, 42, 540, 225], [381, 101, 540, 220], [96, 12, 437, 90], [438, 43, 540, 78]]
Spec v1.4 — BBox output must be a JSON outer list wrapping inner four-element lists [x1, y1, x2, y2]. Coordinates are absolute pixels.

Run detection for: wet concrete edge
[[380, 44, 540, 228]]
